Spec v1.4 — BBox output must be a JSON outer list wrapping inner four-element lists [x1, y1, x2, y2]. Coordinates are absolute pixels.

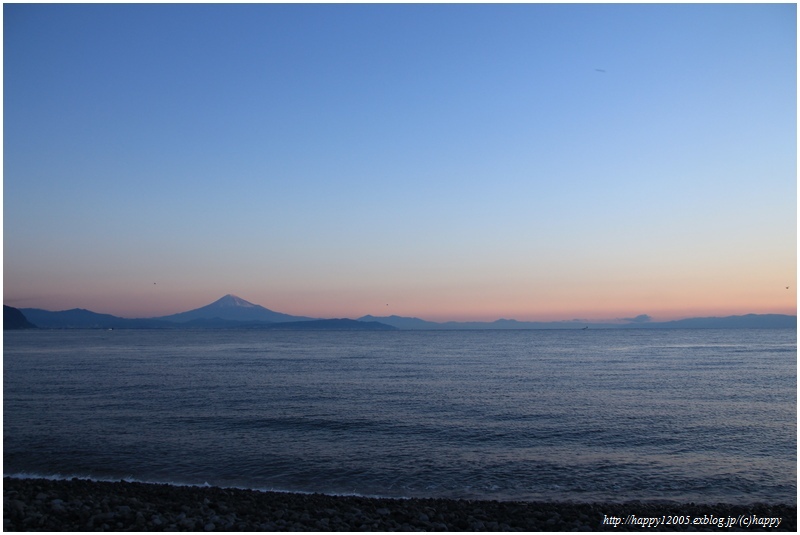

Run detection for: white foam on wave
[[4, 472, 216, 490], [2, 472, 403, 501]]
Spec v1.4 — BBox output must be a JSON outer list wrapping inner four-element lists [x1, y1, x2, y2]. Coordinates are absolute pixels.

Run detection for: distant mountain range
[[11, 294, 797, 330], [357, 313, 797, 330], [18, 295, 392, 330]]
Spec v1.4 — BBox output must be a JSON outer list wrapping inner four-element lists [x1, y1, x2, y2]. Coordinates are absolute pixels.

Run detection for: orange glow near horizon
[[4, 291, 795, 323], [4, 263, 796, 323]]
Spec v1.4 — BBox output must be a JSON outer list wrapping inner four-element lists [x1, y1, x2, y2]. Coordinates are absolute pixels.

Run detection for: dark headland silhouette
[[8, 294, 796, 330], [4, 305, 37, 330]]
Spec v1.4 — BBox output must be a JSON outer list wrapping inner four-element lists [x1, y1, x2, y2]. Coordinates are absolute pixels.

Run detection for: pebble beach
[[3, 477, 795, 531]]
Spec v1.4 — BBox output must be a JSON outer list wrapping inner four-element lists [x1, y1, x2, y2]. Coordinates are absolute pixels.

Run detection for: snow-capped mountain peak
[[214, 294, 256, 308]]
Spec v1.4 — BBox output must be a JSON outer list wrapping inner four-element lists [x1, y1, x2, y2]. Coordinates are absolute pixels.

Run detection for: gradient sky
[[4, 3, 797, 322]]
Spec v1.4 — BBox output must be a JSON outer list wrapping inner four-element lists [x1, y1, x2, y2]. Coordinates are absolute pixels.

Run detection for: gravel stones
[[3, 477, 796, 531]]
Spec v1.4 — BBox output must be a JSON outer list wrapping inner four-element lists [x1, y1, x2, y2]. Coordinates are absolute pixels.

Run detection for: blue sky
[[4, 3, 796, 321]]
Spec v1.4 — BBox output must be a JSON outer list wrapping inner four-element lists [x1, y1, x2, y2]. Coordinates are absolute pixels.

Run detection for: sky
[[3, 3, 797, 322]]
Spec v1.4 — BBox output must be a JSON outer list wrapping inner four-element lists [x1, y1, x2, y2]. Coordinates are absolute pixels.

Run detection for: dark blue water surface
[[3, 328, 796, 504]]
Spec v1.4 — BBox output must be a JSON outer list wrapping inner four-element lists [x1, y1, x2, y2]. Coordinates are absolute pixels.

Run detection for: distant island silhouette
[[8, 294, 796, 330]]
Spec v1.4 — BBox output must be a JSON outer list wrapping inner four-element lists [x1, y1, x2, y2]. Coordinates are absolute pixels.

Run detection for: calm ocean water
[[3, 328, 796, 504]]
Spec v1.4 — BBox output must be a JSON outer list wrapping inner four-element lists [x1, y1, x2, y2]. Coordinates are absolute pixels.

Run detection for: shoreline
[[4, 477, 796, 531]]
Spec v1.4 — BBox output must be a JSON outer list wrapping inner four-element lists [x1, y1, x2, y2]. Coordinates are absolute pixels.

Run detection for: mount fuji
[[155, 294, 314, 324]]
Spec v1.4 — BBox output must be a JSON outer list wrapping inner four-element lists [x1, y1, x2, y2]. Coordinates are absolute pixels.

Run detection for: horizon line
[[6, 299, 797, 326]]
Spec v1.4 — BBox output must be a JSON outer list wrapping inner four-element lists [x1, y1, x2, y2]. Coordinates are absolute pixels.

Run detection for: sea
[[3, 328, 796, 504]]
